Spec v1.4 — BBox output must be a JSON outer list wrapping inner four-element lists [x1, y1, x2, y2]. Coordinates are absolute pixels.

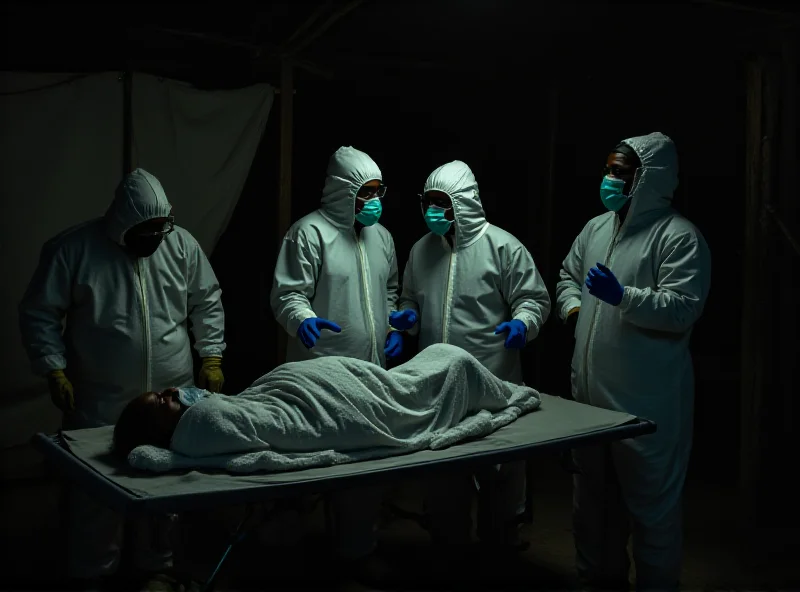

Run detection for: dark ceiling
[[2, 1, 798, 87]]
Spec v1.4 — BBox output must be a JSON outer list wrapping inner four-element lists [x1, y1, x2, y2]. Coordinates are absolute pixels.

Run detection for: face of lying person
[[138, 388, 186, 435]]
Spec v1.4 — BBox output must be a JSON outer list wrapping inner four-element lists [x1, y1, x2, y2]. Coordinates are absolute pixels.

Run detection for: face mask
[[424, 206, 453, 236], [176, 387, 209, 407], [354, 198, 382, 226], [600, 176, 631, 212], [125, 234, 164, 258]]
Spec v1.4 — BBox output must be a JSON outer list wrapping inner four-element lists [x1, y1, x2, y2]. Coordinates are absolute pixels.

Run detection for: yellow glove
[[47, 369, 75, 412], [198, 357, 224, 393]]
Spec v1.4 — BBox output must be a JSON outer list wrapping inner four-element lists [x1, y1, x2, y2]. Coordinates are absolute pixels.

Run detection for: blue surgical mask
[[424, 206, 453, 236], [354, 198, 382, 226], [600, 176, 630, 212], [176, 387, 209, 407]]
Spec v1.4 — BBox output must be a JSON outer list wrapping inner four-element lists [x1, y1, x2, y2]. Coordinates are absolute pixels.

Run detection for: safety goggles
[[356, 184, 387, 200], [419, 193, 453, 211], [135, 216, 175, 238]]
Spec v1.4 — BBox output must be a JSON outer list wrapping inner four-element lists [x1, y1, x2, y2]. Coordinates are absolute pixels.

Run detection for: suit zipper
[[135, 259, 152, 393], [583, 217, 621, 397], [355, 232, 378, 363], [442, 235, 457, 344]]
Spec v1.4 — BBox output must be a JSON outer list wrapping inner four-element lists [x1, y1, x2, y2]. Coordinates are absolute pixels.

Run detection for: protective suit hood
[[320, 146, 382, 229], [424, 160, 488, 249], [105, 168, 172, 246], [619, 132, 679, 224]]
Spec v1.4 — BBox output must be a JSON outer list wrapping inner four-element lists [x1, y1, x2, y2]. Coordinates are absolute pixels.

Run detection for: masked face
[[600, 152, 638, 212], [424, 206, 453, 236], [124, 217, 173, 258], [420, 190, 454, 236], [355, 198, 382, 226]]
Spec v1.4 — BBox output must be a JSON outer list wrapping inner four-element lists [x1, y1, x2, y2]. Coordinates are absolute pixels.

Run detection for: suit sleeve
[[396, 247, 420, 336], [18, 241, 71, 376], [619, 230, 711, 333], [502, 245, 551, 342], [270, 232, 320, 337], [556, 223, 590, 321], [386, 234, 400, 318], [186, 237, 227, 358]]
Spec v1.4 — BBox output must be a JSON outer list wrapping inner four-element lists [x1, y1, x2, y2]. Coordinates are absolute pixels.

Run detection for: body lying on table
[[112, 343, 541, 473]]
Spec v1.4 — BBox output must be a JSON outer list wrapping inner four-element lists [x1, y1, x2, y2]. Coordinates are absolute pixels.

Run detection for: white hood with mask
[[399, 160, 551, 385], [19, 168, 226, 429], [271, 146, 399, 367]]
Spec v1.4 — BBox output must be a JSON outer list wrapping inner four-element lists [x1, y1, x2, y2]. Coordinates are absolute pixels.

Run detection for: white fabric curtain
[[0, 71, 273, 453], [131, 73, 274, 254]]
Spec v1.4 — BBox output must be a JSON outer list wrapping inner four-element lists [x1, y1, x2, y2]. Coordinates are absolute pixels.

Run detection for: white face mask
[[176, 386, 209, 407]]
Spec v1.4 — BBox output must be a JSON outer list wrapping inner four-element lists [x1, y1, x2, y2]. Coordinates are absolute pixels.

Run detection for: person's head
[[421, 161, 485, 245], [123, 215, 175, 258], [105, 168, 174, 258], [320, 147, 383, 229], [354, 179, 386, 227], [600, 133, 678, 221], [600, 143, 642, 217], [112, 389, 186, 461]]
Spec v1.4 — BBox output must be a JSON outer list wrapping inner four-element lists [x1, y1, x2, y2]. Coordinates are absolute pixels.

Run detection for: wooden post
[[739, 58, 764, 537], [778, 34, 797, 443], [122, 70, 133, 175], [275, 58, 294, 365]]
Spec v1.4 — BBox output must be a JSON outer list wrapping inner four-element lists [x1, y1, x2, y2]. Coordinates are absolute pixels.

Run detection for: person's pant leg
[[66, 486, 124, 580], [572, 445, 631, 591], [476, 461, 527, 544], [423, 471, 474, 546], [129, 513, 175, 575], [612, 443, 685, 592], [329, 486, 385, 560]]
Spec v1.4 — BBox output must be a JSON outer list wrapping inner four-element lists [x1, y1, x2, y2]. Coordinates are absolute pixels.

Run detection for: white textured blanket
[[128, 343, 541, 473]]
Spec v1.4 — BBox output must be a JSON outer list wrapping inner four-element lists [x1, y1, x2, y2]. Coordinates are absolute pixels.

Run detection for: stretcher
[[32, 394, 655, 591]]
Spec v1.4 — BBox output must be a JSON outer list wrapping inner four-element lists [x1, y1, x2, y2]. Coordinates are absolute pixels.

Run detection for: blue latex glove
[[385, 331, 404, 359], [297, 317, 342, 349], [585, 262, 624, 306], [494, 319, 528, 349], [389, 309, 418, 331]]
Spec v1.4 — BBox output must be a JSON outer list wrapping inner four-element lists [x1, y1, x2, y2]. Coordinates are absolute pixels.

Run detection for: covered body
[[128, 344, 540, 473]]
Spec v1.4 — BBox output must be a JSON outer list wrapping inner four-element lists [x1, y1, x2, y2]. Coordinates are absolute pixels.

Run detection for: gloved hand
[[494, 319, 528, 349], [385, 331, 404, 359], [586, 263, 624, 306], [198, 356, 225, 393], [389, 309, 418, 331], [297, 317, 342, 349], [47, 369, 75, 412]]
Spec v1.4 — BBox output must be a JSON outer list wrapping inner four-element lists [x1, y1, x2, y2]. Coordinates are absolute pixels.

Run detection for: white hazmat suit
[[270, 146, 399, 560], [271, 146, 399, 367], [19, 168, 226, 580], [398, 160, 551, 545], [556, 133, 711, 591]]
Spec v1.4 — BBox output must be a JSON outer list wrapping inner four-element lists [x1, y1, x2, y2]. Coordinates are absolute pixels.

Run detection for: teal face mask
[[600, 176, 630, 212], [354, 198, 382, 226], [424, 206, 453, 236]]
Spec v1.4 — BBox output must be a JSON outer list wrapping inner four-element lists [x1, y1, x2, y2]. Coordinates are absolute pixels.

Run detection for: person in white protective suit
[[556, 133, 711, 592], [270, 146, 400, 571], [18, 168, 226, 590], [394, 160, 551, 551]]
